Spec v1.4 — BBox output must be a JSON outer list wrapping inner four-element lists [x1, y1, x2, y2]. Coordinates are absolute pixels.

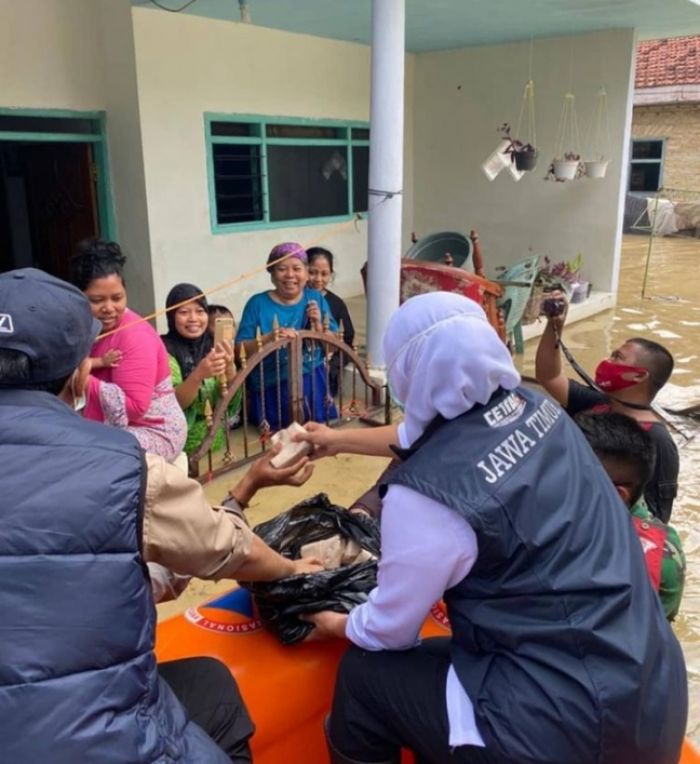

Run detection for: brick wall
[[632, 103, 700, 191]]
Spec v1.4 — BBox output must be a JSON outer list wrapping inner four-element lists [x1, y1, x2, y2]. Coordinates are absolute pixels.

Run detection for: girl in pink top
[[72, 240, 186, 461]]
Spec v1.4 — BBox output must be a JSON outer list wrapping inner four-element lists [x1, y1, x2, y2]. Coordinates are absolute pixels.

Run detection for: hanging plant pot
[[584, 159, 609, 179], [552, 159, 579, 181], [515, 147, 538, 172]]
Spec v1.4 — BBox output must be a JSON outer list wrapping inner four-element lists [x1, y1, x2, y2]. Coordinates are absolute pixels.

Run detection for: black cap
[[0, 268, 102, 384]]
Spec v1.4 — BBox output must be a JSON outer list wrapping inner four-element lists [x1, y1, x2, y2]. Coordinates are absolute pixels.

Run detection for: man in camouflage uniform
[[577, 411, 685, 620]]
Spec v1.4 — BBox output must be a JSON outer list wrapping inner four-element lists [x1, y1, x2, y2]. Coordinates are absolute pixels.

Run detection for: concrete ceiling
[[133, 0, 700, 51]]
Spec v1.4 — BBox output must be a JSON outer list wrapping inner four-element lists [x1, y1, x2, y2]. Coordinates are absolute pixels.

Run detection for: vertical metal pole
[[366, 0, 406, 368], [641, 191, 660, 299]]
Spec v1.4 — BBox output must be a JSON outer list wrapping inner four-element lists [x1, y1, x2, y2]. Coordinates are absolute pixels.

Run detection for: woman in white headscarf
[[299, 291, 686, 764], [299, 292, 519, 761]]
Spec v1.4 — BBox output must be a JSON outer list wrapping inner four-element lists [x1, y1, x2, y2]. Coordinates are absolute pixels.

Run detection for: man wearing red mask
[[535, 302, 678, 522]]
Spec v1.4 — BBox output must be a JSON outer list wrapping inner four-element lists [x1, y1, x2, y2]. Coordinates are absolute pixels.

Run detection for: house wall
[[0, 0, 155, 313], [132, 8, 415, 325], [0, 0, 104, 110], [412, 28, 637, 294], [632, 103, 700, 192], [95, 0, 155, 314]]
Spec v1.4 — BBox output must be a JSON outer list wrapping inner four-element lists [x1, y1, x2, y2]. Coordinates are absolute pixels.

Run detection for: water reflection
[[517, 234, 700, 741]]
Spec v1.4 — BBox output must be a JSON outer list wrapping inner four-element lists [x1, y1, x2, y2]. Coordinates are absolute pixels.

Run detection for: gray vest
[[0, 390, 229, 763], [386, 387, 686, 764]]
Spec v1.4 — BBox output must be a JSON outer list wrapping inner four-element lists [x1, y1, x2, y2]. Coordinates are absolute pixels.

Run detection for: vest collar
[[0, 388, 75, 416]]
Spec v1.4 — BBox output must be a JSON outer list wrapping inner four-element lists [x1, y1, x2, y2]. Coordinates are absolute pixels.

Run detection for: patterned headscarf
[[266, 242, 308, 273]]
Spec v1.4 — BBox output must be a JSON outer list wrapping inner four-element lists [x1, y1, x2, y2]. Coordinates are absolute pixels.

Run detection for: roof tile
[[636, 36, 700, 88]]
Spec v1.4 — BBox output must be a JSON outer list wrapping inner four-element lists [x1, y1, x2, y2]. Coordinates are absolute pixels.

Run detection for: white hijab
[[384, 292, 521, 446]]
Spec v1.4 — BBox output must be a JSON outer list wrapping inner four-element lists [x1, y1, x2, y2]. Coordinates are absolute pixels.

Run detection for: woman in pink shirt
[[71, 240, 186, 461]]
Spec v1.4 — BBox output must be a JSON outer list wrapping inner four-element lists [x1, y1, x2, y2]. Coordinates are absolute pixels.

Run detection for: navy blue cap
[[0, 268, 102, 384]]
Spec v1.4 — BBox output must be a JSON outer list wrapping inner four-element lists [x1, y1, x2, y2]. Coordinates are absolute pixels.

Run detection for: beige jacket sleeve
[[142, 452, 255, 580]]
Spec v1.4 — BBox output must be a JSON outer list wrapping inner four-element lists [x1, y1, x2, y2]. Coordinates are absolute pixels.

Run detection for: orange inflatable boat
[[156, 587, 698, 763]]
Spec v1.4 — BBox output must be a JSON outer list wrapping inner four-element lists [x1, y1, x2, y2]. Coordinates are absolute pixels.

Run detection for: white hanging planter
[[584, 159, 609, 179], [552, 158, 580, 181], [547, 90, 584, 182], [583, 88, 612, 180]]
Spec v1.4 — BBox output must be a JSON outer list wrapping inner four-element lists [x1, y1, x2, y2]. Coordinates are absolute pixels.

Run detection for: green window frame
[[205, 113, 369, 234], [629, 138, 665, 193]]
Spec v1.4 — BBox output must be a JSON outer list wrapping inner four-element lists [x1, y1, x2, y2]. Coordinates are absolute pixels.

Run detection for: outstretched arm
[[534, 302, 570, 407], [295, 422, 399, 460], [143, 448, 321, 583]]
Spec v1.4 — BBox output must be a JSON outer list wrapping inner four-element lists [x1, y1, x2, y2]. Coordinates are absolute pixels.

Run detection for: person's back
[[388, 385, 687, 763], [0, 269, 229, 763]]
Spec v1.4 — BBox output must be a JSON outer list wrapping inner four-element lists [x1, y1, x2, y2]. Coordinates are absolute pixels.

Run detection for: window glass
[[268, 145, 348, 222], [212, 144, 264, 224], [632, 140, 663, 160]]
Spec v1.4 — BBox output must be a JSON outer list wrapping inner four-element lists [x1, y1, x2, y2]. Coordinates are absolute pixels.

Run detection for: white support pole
[[366, 0, 406, 368]]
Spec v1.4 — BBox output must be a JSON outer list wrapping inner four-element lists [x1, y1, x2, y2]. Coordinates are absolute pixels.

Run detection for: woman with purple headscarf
[[235, 242, 338, 431]]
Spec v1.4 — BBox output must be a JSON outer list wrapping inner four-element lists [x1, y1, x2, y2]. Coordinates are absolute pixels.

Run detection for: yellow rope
[[98, 213, 364, 339]]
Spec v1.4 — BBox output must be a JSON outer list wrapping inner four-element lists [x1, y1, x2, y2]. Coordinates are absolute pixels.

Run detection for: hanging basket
[[584, 159, 609, 179], [552, 159, 579, 181], [515, 147, 538, 172], [583, 88, 611, 180], [548, 89, 584, 182]]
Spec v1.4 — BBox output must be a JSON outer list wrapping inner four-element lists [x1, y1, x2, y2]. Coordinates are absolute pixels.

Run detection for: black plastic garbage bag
[[242, 493, 381, 645]]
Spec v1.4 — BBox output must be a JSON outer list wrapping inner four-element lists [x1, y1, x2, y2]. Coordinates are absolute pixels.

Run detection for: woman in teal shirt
[[162, 283, 242, 456], [235, 242, 338, 431]]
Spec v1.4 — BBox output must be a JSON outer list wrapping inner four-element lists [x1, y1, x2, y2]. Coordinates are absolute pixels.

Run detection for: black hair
[[307, 246, 334, 272], [208, 304, 233, 317], [0, 348, 71, 395], [71, 239, 127, 291], [575, 411, 656, 506], [626, 337, 674, 396]]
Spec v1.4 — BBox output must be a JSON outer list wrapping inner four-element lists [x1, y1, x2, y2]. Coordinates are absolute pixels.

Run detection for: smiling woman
[[235, 242, 338, 431], [161, 283, 242, 456], [70, 239, 187, 461]]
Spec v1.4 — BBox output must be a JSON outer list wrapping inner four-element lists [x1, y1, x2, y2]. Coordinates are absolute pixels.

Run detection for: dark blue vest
[[387, 387, 686, 764], [0, 390, 229, 763]]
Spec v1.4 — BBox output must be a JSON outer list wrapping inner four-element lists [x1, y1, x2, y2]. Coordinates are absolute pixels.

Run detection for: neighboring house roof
[[635, 36, 700, 105]]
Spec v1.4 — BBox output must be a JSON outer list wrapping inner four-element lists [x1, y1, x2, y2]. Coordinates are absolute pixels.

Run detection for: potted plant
[[547, 92, 585, 182], [498, 123, 538, 172], [584, 156, 609, 179], [545, 152, 585, 182], [537, 254, 583, 297], [584, 88, 611, 179]]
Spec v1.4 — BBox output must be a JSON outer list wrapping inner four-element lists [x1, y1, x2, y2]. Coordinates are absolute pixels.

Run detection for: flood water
[[517, 233, 700, 741]]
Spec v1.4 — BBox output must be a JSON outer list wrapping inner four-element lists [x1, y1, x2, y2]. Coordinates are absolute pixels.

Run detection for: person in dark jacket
[[299, 292, 687, 764], [0, 268, 322, 763], [535, 296, 678, 522]]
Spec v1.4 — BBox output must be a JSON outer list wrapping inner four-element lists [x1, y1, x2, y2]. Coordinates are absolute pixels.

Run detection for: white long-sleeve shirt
[[346, 426, 485, 748]]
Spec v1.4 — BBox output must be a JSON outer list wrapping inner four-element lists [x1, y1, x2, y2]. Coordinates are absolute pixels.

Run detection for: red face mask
[[594, 359, 647, 392]]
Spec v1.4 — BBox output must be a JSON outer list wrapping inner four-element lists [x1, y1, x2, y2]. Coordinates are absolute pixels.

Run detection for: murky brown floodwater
[[517, 234, 700, 742], [158, 233, 700, 740]]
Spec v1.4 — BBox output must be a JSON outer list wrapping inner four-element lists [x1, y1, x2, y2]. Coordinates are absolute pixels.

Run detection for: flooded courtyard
[[158, 233, 700, 741]]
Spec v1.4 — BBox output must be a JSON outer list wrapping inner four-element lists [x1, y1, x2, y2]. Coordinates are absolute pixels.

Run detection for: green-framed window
[[205, 114, 369, 233], [629, 138, 665, 193]]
